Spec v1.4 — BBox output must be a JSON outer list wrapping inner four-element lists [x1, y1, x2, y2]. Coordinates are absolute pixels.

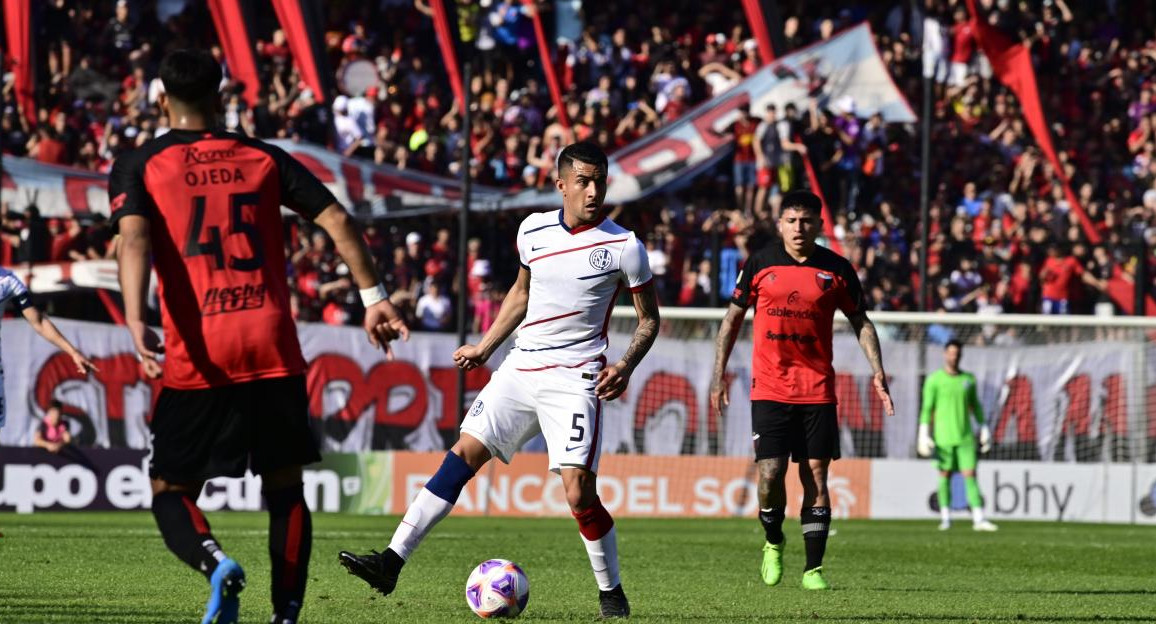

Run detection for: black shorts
[[751, 400, 840, 462], [149, 375, 320, 483]]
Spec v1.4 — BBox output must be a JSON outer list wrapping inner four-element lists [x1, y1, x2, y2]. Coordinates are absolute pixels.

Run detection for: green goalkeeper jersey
[[920, 369, 984, 446]]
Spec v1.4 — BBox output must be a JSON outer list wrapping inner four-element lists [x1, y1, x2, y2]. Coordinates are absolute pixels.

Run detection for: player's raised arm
[[453, 266, 531, 370], [313, 203, 408, 354]]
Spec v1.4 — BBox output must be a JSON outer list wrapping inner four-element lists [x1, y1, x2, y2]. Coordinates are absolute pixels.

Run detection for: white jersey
[[513, 209, 652, 367], [0, 267, 31, 335], [0, 267, 31, 428]]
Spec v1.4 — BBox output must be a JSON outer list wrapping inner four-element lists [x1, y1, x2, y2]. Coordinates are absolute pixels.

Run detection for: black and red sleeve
[[107, 149, 156, 233], [268, 144, 340, 220], [836, 256, 868, 316], [729, 250, 764, 309]]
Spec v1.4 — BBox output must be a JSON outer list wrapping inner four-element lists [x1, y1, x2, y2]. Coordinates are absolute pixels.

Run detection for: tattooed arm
[[846, 311, 895, 416], [710, 303, 748, 417], [595, 282, 660, 400]]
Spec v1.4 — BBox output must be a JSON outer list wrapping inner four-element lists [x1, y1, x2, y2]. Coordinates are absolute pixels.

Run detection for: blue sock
[[424, 451, 475, 504]]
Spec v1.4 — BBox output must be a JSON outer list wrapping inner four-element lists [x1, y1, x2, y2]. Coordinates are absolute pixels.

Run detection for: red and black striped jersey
[[109, 128, 337, 389], [731, 243, 866, 404]]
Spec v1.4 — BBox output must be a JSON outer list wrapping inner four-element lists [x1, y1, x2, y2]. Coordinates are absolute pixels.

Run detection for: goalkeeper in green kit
[[918, 340, 998, 531]]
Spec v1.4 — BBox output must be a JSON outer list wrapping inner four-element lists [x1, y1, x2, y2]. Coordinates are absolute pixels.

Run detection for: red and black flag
[[270, 0, 335, 104], [3, 0, 36, 125], [428, 0, 465, 110], [207, 0, 262, 107]]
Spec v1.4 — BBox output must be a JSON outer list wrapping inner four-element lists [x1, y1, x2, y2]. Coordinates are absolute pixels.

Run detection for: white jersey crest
[[513, 209, 652, 367]]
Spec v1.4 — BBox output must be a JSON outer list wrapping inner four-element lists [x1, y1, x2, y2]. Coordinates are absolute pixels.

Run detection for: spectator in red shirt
[[948, 7, 976, 88], [729, 105, 758, 215], [1039, 243, 1099, 314]]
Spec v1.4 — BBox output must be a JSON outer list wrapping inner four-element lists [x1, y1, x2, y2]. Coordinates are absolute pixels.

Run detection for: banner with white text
[[0, 319, 918, 459], [3, 449, 1153, 523]]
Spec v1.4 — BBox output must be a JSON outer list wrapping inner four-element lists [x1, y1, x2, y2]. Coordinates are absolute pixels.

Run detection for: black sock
[[151, 491, 223, 579], [758, 508, 785, 545], [801, 506, 831, 571], [267, 484, 312, 616]]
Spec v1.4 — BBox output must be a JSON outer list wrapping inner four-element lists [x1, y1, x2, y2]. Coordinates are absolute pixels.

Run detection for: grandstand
[[2, 1, 1156, 623]]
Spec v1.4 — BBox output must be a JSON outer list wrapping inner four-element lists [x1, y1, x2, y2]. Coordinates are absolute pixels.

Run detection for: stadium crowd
[[2, 0, 1156, 330]]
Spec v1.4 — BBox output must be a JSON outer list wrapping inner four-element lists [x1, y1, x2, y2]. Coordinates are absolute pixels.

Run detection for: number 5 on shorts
[[570, 413, 585, 442]]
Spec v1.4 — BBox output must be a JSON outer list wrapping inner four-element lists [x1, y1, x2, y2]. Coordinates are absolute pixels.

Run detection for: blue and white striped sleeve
[[0, 272, 32, 311]]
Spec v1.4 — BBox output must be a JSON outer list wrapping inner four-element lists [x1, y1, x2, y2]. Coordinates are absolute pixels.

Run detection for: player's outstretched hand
[[595, 363, 630, 401], [128, 320, 163, 380], [364, 300, 409, 359], [69, 351, 99, 375], [453, 344, 489, 370], [709, 378, 729, 418], [873, 372, 895, 417]]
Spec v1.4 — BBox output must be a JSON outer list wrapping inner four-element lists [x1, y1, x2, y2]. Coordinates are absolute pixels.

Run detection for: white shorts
[[923, 56, 948, 83], [949, 61, 971, 87], [461, 351, 605, 474]]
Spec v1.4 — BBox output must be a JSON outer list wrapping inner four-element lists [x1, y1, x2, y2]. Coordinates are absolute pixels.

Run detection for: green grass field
[[1, 512, 1153, 623]]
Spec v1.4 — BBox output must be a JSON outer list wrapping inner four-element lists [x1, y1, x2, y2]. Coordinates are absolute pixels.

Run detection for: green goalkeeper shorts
[[935, 441, 978, 472]]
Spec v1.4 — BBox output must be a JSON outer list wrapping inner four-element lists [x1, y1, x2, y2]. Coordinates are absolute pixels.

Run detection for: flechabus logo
[[201, 283, 267, 316]]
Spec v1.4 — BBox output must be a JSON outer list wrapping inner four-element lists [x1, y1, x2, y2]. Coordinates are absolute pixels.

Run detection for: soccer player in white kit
[[340, 142, 660, 618], [0, 267, 97, 429]]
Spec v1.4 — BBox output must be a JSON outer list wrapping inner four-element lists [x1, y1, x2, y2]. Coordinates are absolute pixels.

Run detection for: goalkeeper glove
[[979, 424, 992, 453], [917, 423, 935, 457]]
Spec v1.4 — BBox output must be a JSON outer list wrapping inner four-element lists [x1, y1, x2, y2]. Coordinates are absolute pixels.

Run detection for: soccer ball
[[465, 559, 530, 618]]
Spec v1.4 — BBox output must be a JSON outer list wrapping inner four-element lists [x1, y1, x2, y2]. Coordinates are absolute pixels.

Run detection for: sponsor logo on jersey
[[110, 192, 127, 212], [764, 331, 818, 344], [201, 283, 267, 316], [765, 306, 821, 321], [183, 145, 237, 164], [815, 271, 834, 291], [588, 248, 613, 270], [787, 290, 801, 305]]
